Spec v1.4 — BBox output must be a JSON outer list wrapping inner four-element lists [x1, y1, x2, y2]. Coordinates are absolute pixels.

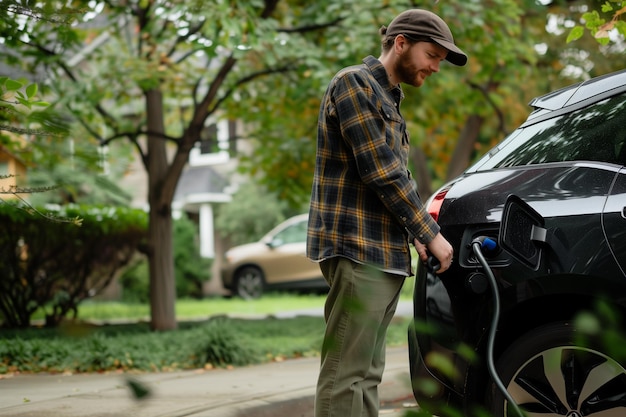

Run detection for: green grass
[[30, 276, 414, 323], [54, 293, 330, 322]]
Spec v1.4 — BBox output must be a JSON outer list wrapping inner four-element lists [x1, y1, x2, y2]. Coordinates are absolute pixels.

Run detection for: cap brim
[[431, 38, 467, 66]]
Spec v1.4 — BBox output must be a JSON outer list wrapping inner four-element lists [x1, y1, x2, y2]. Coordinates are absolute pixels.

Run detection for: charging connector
[[472, 237, 525, 417]]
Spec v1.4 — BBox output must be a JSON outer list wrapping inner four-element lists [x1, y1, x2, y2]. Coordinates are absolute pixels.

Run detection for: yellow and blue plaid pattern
[[307, 56, 440, 276]]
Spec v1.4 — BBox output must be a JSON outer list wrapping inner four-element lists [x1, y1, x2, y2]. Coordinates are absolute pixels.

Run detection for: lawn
[[29, 276, 414, 323], [38, 293, 330, 323]]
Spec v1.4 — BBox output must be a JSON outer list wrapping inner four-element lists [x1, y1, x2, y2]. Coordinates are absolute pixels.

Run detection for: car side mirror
[[499, 195, 546, 271], [266, 238, 283, 249]]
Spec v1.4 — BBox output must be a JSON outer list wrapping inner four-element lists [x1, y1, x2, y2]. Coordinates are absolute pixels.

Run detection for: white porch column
[[199, 203, 215, 258]]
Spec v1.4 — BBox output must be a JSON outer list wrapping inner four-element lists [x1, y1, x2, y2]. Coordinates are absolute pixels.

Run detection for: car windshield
[[272, 220, 307, 245], [475, 92, 626, 170]]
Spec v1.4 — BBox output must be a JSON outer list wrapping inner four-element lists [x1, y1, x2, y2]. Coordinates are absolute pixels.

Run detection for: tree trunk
[[446, 114, 484, 181], [146, 88, 177, 331], [410, 146, 433, 202]]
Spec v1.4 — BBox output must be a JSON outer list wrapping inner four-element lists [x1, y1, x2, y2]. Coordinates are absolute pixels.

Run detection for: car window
[[272, 220, 307, 245], [477, 92, 626, 170]]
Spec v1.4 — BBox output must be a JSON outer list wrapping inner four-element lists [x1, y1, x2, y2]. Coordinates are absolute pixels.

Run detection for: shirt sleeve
[[331, 70, 440, 244]]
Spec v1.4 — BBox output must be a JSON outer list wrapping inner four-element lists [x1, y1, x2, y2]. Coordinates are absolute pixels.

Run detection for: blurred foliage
[[0, 76, 66, 140], [119, 215, 211, 302], [173, 216, 212, 298], [0, 314, 413, 374], [0, 203, 148, 328], [235, 0, 626, 202], [118, 260, 150, 303], [0, 315, 323, 373], [567, 0, 626, 44], [215, 182, 295, 247], [575, 299, 626, 363]]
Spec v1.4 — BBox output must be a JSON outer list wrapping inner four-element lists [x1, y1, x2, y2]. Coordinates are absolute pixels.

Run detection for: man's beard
[[394, 52, 424, 87]]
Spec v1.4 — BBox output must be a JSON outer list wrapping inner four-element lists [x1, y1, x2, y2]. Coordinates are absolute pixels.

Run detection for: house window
[[189, 119, 234, 166], [199, 124, 219, 154]]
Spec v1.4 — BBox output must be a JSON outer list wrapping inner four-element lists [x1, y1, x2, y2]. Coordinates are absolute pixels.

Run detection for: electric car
[[408, 68, 626, 417]]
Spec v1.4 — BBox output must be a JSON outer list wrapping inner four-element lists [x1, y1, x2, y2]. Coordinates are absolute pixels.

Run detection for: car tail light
[[428, 187, 450, 222]]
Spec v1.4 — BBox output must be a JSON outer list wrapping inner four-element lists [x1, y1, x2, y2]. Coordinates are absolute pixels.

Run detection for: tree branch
[[277, 17, 345, 33], [208, 64, 295, 115], [467, 79, 508, 136]]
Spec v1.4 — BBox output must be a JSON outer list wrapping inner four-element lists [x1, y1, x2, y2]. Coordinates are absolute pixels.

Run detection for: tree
[[1, 0, 416, 330]]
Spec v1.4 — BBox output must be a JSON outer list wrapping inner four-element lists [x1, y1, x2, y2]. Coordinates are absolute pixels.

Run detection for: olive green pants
[[314, 257, 405, 417]]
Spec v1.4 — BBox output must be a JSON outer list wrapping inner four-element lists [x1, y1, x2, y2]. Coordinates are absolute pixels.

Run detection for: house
[[0, 144, 27, 198]]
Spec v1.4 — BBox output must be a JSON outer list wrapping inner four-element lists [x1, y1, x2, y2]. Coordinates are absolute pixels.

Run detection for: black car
[[408, 68, 626, 417]]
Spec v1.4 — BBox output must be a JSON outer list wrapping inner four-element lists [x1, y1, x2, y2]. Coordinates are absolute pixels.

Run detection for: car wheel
[[234, 266, 264, 299], [488, 322, 626, 417]]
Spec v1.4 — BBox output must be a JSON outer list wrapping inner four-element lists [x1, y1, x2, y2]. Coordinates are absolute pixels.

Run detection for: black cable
[[472, 240, 525, 417]]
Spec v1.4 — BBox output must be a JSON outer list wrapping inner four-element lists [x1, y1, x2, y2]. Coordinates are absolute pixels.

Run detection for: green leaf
[[616, 20, 626, 37], [5, 79, 23, 91], [566, 26, 585, 43], [601, 2, 614, 13], [26, 83, 38, 99], [16, 97, 32, 109]]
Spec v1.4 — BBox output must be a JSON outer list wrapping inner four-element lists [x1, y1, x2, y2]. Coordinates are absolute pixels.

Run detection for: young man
[[306, 9, 467, 417]]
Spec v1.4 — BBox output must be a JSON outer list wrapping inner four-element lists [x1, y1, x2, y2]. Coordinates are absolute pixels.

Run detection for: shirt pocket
[[380, 103, 409, 154]]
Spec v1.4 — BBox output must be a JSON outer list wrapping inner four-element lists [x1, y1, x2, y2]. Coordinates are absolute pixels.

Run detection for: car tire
[[487, 321, 626, 417], [234, 266, 265, 299]]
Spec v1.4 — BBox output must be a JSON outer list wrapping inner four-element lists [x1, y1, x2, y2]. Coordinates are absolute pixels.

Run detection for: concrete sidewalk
[[0, 346, 417, 417]]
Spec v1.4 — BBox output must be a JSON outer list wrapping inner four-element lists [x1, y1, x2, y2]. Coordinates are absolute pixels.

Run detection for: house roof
[[174, 165, 230, 205]]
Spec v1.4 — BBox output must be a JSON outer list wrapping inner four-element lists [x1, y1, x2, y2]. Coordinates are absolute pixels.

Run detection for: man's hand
[[414, 232, 453, 273]]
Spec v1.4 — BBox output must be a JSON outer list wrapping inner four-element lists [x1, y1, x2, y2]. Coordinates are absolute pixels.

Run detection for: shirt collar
[[363, 55, 404, 101]]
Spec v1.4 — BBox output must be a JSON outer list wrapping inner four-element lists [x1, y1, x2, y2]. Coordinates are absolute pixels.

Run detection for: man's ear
[[393, 34, 407, 55]]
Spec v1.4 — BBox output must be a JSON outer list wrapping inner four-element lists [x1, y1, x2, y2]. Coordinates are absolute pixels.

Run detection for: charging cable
[[471, 237, 525, 417]]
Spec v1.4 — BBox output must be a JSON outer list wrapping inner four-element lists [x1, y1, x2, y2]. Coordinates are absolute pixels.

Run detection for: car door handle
[[623, 207, 626, 219]]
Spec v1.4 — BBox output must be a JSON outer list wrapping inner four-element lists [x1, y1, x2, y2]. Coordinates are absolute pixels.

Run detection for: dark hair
[[379, 26, 430, 52]]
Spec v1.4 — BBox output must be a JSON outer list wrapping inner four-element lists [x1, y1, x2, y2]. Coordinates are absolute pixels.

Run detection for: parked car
[[220, 213, 327, 298], [408, 68, 626, 417]]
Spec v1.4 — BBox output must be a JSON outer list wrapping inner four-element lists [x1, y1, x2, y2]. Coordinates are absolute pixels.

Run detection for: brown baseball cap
[[385, 9, 467, 66]]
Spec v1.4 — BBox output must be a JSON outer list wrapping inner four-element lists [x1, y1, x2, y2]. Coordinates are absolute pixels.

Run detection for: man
[[306, 9, 467, 417]]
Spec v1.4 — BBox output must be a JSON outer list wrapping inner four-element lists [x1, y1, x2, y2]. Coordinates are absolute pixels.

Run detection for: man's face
[[395, 41, 448, 87]]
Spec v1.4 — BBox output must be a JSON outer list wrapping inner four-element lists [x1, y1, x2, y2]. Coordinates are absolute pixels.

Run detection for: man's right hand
[[414, 232, 453, 273]]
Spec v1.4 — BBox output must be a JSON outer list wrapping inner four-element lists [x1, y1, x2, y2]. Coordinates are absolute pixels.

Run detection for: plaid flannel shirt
[[306, 56, 440, 276]]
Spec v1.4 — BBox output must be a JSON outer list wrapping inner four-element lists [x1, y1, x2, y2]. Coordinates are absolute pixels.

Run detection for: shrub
[[0, 317, 276, 373], [173, 215, 211, 299], [0, 203, 148, 328], [118, 215, 211, 301]]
